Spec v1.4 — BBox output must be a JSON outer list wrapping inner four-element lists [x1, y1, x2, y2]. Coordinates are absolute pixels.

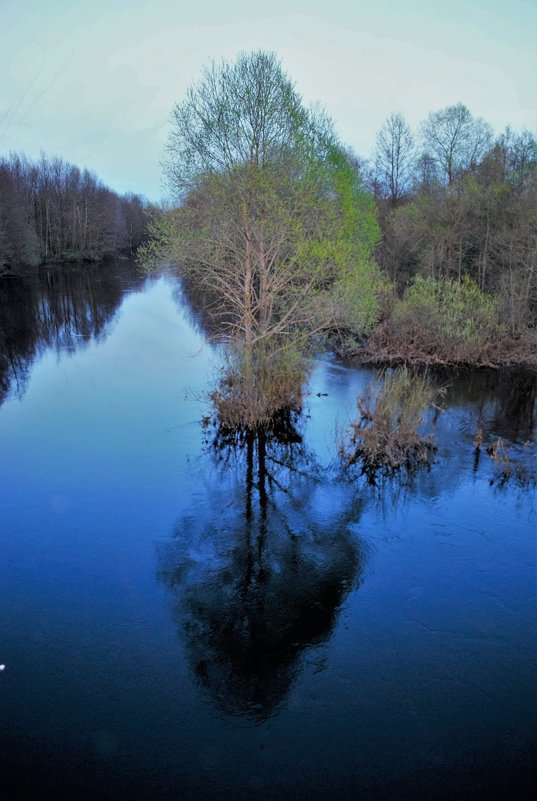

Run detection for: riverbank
[[353, 324, 537, 369], [0, 250, 137, 278]]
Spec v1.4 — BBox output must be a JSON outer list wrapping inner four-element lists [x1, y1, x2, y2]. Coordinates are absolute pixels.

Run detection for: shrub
[[393, 276, 501, 346]]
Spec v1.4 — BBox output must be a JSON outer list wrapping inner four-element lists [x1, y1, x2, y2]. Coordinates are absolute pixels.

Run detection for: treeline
[[366, 104, 537, 347], [0, 153, 149, 272]]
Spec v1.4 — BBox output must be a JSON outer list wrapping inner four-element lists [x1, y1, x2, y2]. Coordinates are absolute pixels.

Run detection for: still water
[[1, 260, 535, 800]]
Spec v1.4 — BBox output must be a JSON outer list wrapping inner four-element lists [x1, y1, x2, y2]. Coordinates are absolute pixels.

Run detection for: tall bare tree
[[420, 103, 493, 185], [373, 112, 415, 205]]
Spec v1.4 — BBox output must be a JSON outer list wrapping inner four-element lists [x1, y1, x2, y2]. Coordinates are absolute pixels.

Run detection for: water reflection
[[0, 257, 145, 405], [1, 267, 535, 799], [158, 426, 366, 722], [158, 368, 537, 724], [439, 368, 537, 445]]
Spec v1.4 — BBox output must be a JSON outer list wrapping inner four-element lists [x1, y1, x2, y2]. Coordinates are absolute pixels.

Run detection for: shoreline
[[342, 336, 537, 372]]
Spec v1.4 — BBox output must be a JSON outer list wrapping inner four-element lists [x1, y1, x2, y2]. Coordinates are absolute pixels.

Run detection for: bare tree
[[420, 103, 493, 185], [373, 112, 415, 205]]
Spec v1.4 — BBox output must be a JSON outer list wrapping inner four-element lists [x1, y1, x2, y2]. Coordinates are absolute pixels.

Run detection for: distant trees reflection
[[158, 426, 367, 721], [438, 368, 537, 446], [0, 258, 145, 405]]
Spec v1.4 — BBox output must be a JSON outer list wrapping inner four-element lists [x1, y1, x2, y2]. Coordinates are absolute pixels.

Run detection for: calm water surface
[[1, 260, 535, 800]]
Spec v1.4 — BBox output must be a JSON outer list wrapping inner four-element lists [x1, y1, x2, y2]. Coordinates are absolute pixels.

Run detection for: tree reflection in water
[[0, 257, 144, 406], [158, 419, 367, 722]]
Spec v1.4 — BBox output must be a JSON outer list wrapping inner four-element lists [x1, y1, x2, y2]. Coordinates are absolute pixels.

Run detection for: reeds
[[210, 345, 307, 432], [342, 367, 443, 478]]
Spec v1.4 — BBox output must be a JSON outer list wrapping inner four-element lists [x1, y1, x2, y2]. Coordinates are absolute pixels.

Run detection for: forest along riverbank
[[0, 154, 149, 274], [143, 55, 537, 383]]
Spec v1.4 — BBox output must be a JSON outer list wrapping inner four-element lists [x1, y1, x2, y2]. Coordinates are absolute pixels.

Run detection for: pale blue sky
[[1, 0, 535, 201]]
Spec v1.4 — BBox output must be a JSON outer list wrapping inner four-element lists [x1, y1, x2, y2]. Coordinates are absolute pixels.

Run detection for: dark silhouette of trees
[[0, 153, 149, 272], [0, 257, 145, 407], [158, 427, 366, 721], [0, 159, 39, 270]]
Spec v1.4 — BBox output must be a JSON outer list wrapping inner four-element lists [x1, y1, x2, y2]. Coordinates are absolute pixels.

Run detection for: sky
[[1, 0, 535, 202]]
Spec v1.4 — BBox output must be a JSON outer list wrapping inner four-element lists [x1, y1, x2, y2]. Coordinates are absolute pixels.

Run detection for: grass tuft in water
[[342, 366, 444, 480]]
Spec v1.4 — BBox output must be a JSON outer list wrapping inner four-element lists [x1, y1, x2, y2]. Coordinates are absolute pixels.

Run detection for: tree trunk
[[243, 235, 255, 420]]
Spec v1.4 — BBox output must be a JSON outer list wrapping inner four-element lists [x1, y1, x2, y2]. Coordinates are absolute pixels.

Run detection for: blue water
[[0, 261, 535, 800]]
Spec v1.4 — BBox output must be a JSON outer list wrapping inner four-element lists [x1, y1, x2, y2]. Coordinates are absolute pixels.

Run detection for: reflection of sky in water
[[0, 266, 535, 800]]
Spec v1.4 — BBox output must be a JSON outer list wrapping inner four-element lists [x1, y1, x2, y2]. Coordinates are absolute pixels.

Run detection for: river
[[0, 259, 535, 800]]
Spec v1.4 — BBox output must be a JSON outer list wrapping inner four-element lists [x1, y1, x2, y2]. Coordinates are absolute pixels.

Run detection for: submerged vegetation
[[473, 431, 537, 486], [341, 367, 443, 479], [209, 345, 308, 431]]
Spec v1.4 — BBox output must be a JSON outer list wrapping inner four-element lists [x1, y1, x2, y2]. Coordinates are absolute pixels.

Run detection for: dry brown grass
[[358, 321, 537, 369], [210, 347, 307, 431], [342, 367, 444, 478]]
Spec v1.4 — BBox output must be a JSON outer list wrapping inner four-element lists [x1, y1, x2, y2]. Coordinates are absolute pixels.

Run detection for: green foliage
[[328, 260, 387, 341], [393, 276, 501, 345], [137, 208, 180, 271], [146, 51, 384, 430], [326, 144, 381, 253]]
